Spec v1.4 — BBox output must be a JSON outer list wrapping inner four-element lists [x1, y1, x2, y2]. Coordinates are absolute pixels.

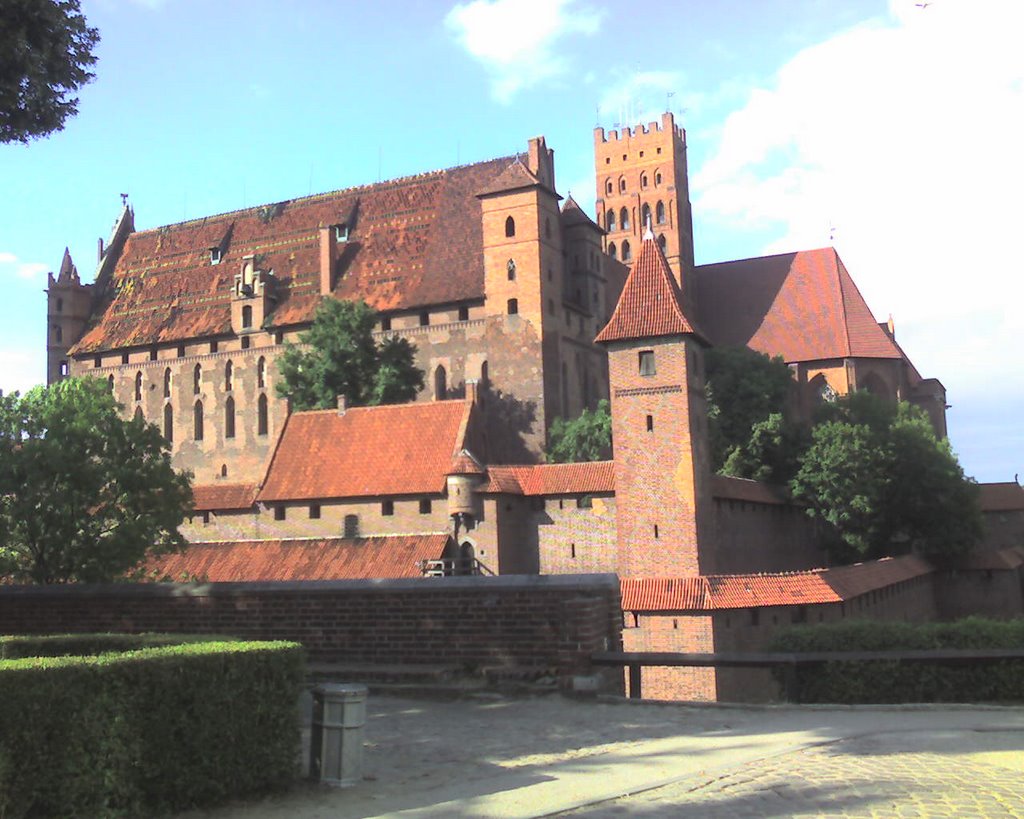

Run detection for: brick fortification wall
[[713, 498, 828, 574], [934, 567, 1024, 621], [0, 574, 624, 692]]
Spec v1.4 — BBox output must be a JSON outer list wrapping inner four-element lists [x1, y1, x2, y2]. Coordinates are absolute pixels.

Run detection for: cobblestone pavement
[[566, 730, 1024, 818]]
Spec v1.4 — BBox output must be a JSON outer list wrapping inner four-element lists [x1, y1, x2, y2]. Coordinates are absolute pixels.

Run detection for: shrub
[[0, 632, 218, 660], [769, 618, 1024, 704], [0, 639, 304, 817]]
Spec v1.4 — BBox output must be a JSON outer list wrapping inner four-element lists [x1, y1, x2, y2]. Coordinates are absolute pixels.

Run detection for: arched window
[[241, 304, 253, 329], [344, 514, 360, 538], [163, 403, 173, 442], [505, 216, 516, 237], [655, 170, 662, 186], [658, 233, 667, 251], [507, 258, 516, 281], [605, 179, 613, 195], [618, 177, 626, 193], [480, 361, 488, 385], [107, 374, 114, 393], [193, 363, 201, 395], [656, 200, 666, 224], [606, 210, 616, 231], [224, 360, 233, 392], [622, 240, 632, 261], [134, 371, 143, 402], [221, 464, 228, 478], [434, 365, 447, 400], [608, 242, 617, 260], [640, 172, 648, 190], [225, 396, 235, 438], [193, 400, 204, 441], [257, 393, 268, 436], [163, 367, 171, 398], [53, 325, 62, 343], [620, 207, 630, 231], [507, 298, 518, 315], [257, 356, 266, 389], [641, 203, 652, 229], [55, 297, 63, 312]]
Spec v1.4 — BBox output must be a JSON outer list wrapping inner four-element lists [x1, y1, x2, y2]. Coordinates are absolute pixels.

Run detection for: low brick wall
[[0, 574, 623, 691]]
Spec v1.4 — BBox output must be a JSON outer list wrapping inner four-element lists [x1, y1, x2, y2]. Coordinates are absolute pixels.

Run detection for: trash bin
[[310, 683, 367, 787]]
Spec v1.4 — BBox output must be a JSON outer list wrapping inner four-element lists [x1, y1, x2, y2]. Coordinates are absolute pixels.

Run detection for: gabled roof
[[978, 482, 1024, 512], [448, 448, 486, 476], [257, 400, 472, 502], [560, 195, 601, 231], [148, 534, 449, 581], [476, 158, 549, 198], [595, 231, 702, 344], [478, 461, 615, 495], [191, 483, 259, 512], [620, 555, 933, 612], [693, 248, 902, 363], [69, 156, 516, 354]]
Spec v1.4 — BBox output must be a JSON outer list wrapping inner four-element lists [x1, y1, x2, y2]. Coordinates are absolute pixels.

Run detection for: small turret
[[46, 248, 92, 384], [446, 448, 485, 537]]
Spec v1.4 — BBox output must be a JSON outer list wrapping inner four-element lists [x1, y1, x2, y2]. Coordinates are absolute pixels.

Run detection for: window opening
[[257, 393, 268, 436], [225, 396, 235, 438], [505, 215, 516, 237]]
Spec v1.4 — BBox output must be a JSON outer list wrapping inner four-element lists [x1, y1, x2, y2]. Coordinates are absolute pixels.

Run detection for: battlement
[[594, 112, 685, 147]]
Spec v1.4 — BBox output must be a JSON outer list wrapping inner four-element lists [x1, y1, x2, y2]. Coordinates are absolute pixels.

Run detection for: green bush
[[0, 640, 304, 817], [0, 632, 220, 660], [769, 618, 1024, 704]]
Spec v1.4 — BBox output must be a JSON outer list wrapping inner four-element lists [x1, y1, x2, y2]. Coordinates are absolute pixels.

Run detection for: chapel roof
[[69, 155, 516, 354]]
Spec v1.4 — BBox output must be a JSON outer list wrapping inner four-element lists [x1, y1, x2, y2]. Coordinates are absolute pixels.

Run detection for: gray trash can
[[310, 683, 368, 787]]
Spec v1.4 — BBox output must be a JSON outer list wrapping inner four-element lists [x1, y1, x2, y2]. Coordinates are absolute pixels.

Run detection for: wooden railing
[[591, 649, 1024, 701]]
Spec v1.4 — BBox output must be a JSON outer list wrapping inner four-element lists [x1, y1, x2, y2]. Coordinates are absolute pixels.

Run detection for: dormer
[[231, 254, 275, 335]]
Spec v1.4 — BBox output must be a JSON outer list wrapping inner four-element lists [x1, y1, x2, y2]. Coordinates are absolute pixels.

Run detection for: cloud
[[445, 0, 603, 103], [0, 253, 48, 281], [598, 70, 688, 129], [0, 348, 44, 396]]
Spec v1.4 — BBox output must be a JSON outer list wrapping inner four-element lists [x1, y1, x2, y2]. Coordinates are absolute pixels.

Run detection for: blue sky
[[1, 0, 1020, 483]]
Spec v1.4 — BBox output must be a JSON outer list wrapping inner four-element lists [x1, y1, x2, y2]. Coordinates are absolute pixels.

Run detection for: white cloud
[[0, 252, 15, 265], [598, 70, 688, 130], [445, 0, 603, 103], [0, 253, 48, 281], [0, 348, 44, 396]]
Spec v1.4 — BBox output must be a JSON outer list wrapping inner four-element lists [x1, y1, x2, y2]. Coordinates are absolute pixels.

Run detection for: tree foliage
[[0, 378, 192, 584], [0, 0, 99, 143], [276, 298, 424, 411], [546, 399, 612, 463], [791, 392, 981, 562]]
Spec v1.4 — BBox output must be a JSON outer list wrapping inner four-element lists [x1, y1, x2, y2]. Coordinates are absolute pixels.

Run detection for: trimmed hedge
[[769, 617, 1024, 704], [0, 639, 304, 817], [0, 632, 220, 660]]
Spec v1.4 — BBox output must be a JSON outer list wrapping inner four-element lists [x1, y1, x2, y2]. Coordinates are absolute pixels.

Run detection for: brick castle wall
[[713, 498, 827, 574]]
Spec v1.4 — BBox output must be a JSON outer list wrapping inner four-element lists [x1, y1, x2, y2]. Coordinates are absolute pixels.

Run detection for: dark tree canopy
[[0, 378, 192, 584], [0, 0, 99, 143], [276, 298, 424, 411], [546, 399, 612, 463]]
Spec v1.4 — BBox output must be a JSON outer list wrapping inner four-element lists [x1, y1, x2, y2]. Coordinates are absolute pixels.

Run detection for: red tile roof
[[978, 482, 1024, 512], [191, 483, 258, 512], [560, 195, 600, 230], [69, 156, 516, 353], [476, 158, 547, 198], [596, 232, 702, 344], [448, 449, 486, 476], [257, 400, 472, 502], [478, 461, 615, 495], [693, 248, 902, 363], [620, 555, 933, 612], [148, 534, 449, 581], [710, 475, 788, 506]]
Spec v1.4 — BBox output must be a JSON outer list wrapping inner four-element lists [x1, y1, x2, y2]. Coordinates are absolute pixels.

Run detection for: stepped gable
[[191, 483, 258, 512], [478, 461, 615, 495], [693, 247, 901, 363], [595, 231, 703, 344], [69, 156, 514, 354], [257, 399, 472, 502], [148, 534, 450, 581]]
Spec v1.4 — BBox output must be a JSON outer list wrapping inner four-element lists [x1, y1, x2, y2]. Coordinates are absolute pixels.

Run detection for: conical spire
[[57, 247, 78, 283], [595, 230, 703, 344]]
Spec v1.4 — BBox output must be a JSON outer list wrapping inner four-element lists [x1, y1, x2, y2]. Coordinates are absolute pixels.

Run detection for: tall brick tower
[[594, 112, 695, 301], [595, 227, 714, 577]]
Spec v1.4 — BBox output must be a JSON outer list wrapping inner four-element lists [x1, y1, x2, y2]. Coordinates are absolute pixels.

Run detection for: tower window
[[646, 414, 654, 432], [177, 344, 186, 358], [640, 173, 648, 190], [605, 179, 612, 194], [242, 305, 253, 329], [134, 371, 143, 402], [55, 298, 63, 312], [149, 347, 157, 361], [257, 393, 268, 435], [639, 350, 655, 376], [606, 210, 616, 232], [163, 403, 173, 442], [505, 215, 516, 238], [655, 170, 662, 185], [193, 363, 202, 395], [620, 207, 630, 231], [163, 367, 171, 398], [382, 500, 394, 516], [121, 352, 129, 365], [257, 356, 266, 389], [654, 524, 659, 539], [656, 200, 666, 224], [59, 361, 69, 377], [241, 336, 250, 350], [193, 400, 204, 441], [224, 360, 233, 391], [507, 298, 518, 315], [641, 203, 651, 229], [434, 365, 447, 400], [619, 177, 626, 193], [658, 234, 667, 251], [608, 242, 616, 260], [622, 240, 632, 261], [419, 498, 432, 514], [507, 258, 516, 280], [210, 340, 218, 354], [225, 396, 235, 439]]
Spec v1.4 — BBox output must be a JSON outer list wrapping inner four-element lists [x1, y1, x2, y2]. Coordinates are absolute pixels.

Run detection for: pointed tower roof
[[595, 228, 704, 344], [447, 447, 485, 477], [56, 247, 79, 283], [560, 194, 601, 231]]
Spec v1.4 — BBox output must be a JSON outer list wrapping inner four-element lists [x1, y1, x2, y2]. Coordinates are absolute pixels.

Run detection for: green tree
[[1, 0, 100, 143], [705, 346, 795, 473], [721, 411, 808, 485], [0, 378, 192, 584], [791, 392, 981, 562], [546, 400, 612, 463], [276, 298, 424, 410]]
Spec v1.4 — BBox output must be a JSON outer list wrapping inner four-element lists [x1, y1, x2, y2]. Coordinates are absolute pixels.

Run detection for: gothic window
[[507, 258, 516, 281], [655, 170, 662, 186], [618, 177, 626, 193], [163, 368, 171, 398], [507, 298, 518, 315], [481, 360, 489, 385], [193, 400, 204, 441], [658, 234, 667, 251], [134, 371, 143, 402], [224, 360, 233, 391], [220, 464, 228, 477], [344, 514, 359, 538], [225, 395, 235, 439], [257, 356, 266, 389], [163, 403, 173, 442], [257, 393, 268, 435], [646, 414, 654, 432], [641, 203, 651, 228], [606, 210, 616, 231], [608, 242, 617, 260], [620, 207, 630, 231], [640, 172, 648, 190], [656, 200, 666, 224], [638, 350, 655, 376], [193, 363, 201, 395], [434, 365, 447, 400], [242, 305, 253, 329], [505, 216, 516, 237], [605, 179, 613, 195], [622, 240, 632, 261]]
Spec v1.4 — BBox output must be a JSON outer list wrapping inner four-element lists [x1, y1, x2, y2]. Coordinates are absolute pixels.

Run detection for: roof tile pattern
[[191, 483, 259, 512], [693, 248, 901, 363], [479, 461, 615, 495], [595, 234, 701, 344], [149, 534, 449, 581], [257, 400, 471, 501], [70, 157, 515, 353]]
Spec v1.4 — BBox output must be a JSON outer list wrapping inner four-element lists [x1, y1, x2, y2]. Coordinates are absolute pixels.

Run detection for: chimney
[[97, 237, 104, 262], [336, 394, 348, 415], [464, 379, 479, 406], [319, 226, 336, 295]]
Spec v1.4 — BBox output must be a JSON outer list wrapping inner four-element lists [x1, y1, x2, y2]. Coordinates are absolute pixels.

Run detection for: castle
[[46, 114, 1023, 700]]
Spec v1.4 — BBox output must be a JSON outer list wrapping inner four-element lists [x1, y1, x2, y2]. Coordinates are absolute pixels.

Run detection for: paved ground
[[181, 693, 1024, 819]]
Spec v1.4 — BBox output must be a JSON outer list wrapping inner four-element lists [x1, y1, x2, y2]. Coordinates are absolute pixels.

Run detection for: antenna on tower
[[120, 192, 129, 207], [666, 90, 675, 113]]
